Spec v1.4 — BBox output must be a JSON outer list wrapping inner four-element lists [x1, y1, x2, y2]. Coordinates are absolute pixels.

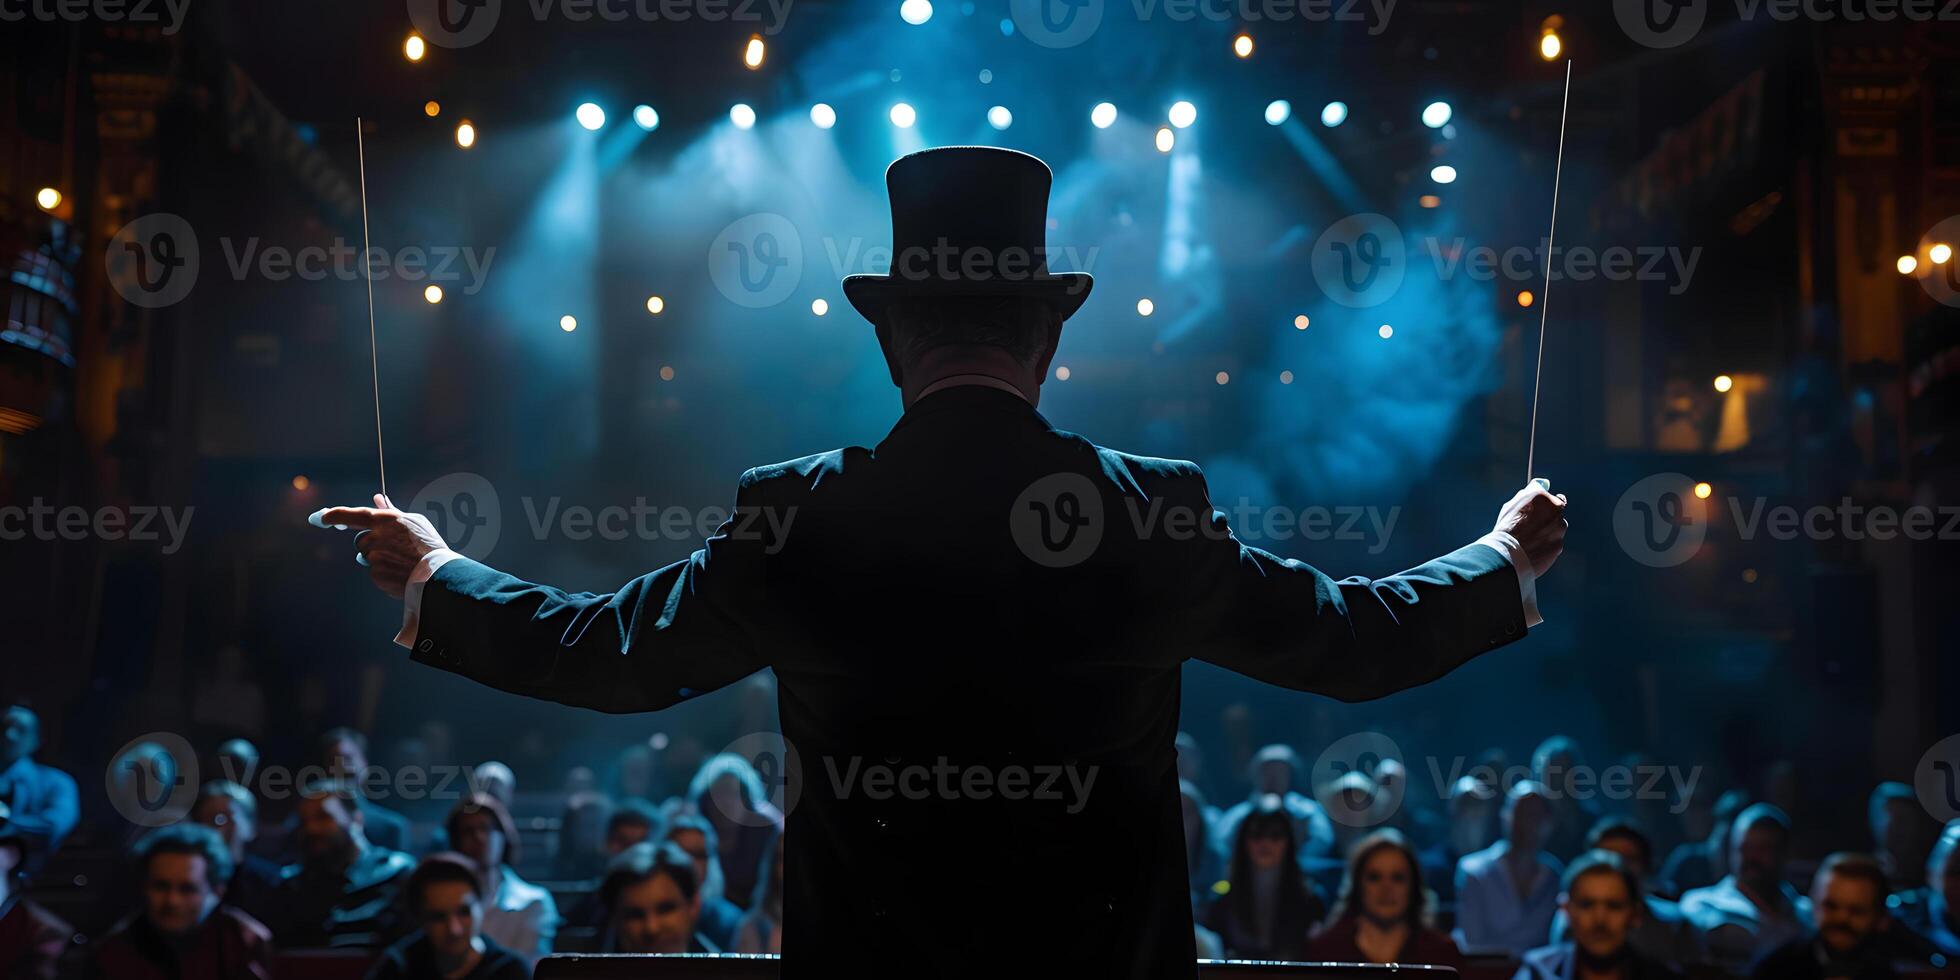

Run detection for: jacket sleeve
[[405, 471, 770, 713], [1161, 464, 1527, 701]]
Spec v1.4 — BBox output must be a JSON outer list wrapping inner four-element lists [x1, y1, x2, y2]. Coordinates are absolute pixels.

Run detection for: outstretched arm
[[315, 478, 770, 714], [1168, 473, 1566, 701]]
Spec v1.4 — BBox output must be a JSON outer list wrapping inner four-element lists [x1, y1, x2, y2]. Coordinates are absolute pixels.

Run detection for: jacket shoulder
[[1081, 442, 1205, 497], [739, 448, 864, 494]]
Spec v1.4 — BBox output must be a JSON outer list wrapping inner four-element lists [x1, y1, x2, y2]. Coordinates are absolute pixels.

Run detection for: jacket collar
[[878, 382, 1053, 450]]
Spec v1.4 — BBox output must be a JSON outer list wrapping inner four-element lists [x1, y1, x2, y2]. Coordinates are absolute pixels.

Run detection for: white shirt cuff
[[1474, 530, 1542, 628], [394, 548, 464, 649]]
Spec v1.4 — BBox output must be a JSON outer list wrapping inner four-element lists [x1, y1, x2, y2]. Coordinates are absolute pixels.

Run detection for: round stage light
[[634, 105, 659, 131], [811, 103, 836, 128], [560, 315, 578, 332], [1713, 374, 1733, 393], [1320, 101, 1348, 127], [424, 284, 443, 304], [1694, 482, 1713, 499], [1264, 100, 1291, 125], [988, 106, 1012, 130], [900, 0, 933, 24], [1897, 254, 1918, 275], [744, 36, 765, 68], [576, 102, 606, 131], [1137, 298, 1155, 316], [731, 104, 757, 129], [423, 100, 441, 117], [1378, 324, 1394, 338], [646, 296, 665, 315], [1091, 102, 1117, 129], [34, 187, 61, 211], [1168, 101, 1197, 129], [1540, 32, 1562, 60], [1430, 165, 1458, 184], [1155, 127, 1175, 152], [404, 34, 426, 62], [1233, 34, 1253, 58], [455, 121, 476, 148], [889, 102, 916, 128], [811, 298, 829, 316], [1293, 314, 1309, 329], [1421, 101, 1452, 128], [1516, 290, 1534, 307], [1932, 242, 1954, 264]]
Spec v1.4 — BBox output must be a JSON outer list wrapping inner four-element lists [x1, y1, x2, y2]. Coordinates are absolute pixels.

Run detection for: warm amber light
[[1293, 315, 1309, 330], [1713, 374, 1733, 393], [647, 295, 666, 315], [34, 187, 61, 211], [1418, 194, 1441, 208], [291, 475, 311, 491], [404, 34, 426, 62], [423, 101, 441, 117], [1055, 365, 1071, 380], [1694, 482, 1713, 499], [1932, 243, 1954, 265], [1897, 254, 1919, 275], [424, 284, 444, 304], [455, 121, 477, 148], [1233, 34, 1253, 58], [1517, 290, 1535, 308], [744, 36, 765, 68], [1539, 32, 1562, 60]]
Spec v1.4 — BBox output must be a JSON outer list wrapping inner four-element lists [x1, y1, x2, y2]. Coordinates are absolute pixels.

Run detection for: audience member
[[1660, 789, 1748, 898], [473, 763, 516, 806], [662, 814, 744, 950], [0, 827, 70, 980], [89, 823, 273, 980], [598, 842, 721, 954], [686, 754, 784, 911], [215, 738, 261, 786], [365, 853, 529, 980], [1893, 819, 1960, 958], [270, 777, 415, 947], [1516, 850, 1684, 980], [1304, 829, 1462, 969], [1748, 852, 1897, 980], [1216, 745, 1335, 863], [552, 790, 614, 881], [1869, 783, 1938, 893], [0, 705, 78, 876], [446, 793, 557, 969], [321, 728, 414, 854], [191, 780, 281, 924], [1455, 780, 1563, 955], [1181, 780, 1225, 899], [1423, 775, 1498, 903], [1551, 818, 1703, 967], [1679, 802, 1811, 970], [1534, 736, 1602, 864], [734, 829, 785, 954], [1203, 794, 1326, 960]]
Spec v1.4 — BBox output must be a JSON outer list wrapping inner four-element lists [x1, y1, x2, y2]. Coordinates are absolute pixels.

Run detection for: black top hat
[[842, 146, 1094, 326]]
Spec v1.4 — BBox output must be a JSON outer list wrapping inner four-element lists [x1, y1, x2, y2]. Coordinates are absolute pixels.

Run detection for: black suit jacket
[[409, 384, 1528, 978]]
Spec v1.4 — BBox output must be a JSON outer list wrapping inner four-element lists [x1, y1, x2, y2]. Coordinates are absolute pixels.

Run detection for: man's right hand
[[1493, 482, 1568, 577]]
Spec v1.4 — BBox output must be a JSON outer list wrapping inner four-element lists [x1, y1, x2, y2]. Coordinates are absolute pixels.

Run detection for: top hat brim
[[842, 272, 1093, 327]]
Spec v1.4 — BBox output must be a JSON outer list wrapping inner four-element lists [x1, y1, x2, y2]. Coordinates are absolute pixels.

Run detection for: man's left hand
[[311, 494, 449, 599]]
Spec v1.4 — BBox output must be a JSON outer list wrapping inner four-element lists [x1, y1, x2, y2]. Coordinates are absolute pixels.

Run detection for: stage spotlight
[[423, 100, 441, 117], [745, 35, 766, 68], [1233, 33, 1253, 57], [455, 121, 476, 148], [811, 103, 837, 128], [646, 295, 665, 315], [659, 365, 676, 381], [1516, 290, 1534, 307], [1429, 165, 1457, 184], [1540, 30, 1562, 60], [292, 475, 310, 491], [1055, 365, 1070, 380], [1091, 102, 1117, 129], [1264, 100, 1290, 125], [576, 102, 606, 131], [1713, 374, 1733, 393], [424, 284, 444, 304], [988, 106, 1013, 130], [901, 0, 933, 24], [890, 102, 917, 128], [1215, 371, 1230, 385], [1320, 101, 1348, 127], [1897, 255, 1918, 275], [1932, 242, 1954, 264], [812, 298, 829, 316], [1154, 127, 1174, 152], [731, 104, 757, 129], [34, 187, 60, 211], [1421, 101, 1452, 128], [1168, 101, 1197, 128], [1378, 324, 1394, 338], [1137, 298, 1155, 316], [1280, 370, 1294, 384], [1293, 315, 1309, 329], [560, 315, 578, 332], [1694, 482, 1713, 499], [404, 34, 426, 62], [634, 105, 659, 130]]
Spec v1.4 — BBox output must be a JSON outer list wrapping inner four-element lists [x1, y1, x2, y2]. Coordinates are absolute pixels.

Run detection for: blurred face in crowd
[[0, 707, 37, 767], [1244, 819, 1289, 871], [706, 774, 746, 829], [1593, 833, 1649, 880], [327, 737, 368, 781], [1357, 845, 1414, 925], [1252, 759, 1292, 795], [667, 829, 712, 888], [192, 795, 255, 860], [1564, 868, 1638, 960], [451, 810, 506, 869], [1731, 819, 1788, 894], [145, 852, 220, 936], [1811, 869, 1883, 954], [608, 819, 653, 857], [418, 879, 486, 965], [297, 793, 361, 861], [1506, 793, 1553, 851], [613, 872, 700, 954]]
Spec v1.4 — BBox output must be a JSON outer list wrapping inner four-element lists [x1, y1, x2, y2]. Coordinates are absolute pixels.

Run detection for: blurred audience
[[1304, 829, 1462, 969], [662, 813, 744, 950], [270, 777, 414, 947], [733, 829, 785, 954], [1747, 852, 1895, 980], [445, 794, 557, 969], [1680, 803, 1811, 970], [1203, 794, 1326, 959], [1533, 737, 1602, 865], [322, 728, 414, 854], [365, 853, 529, 980], [686, 754, 784, 911], [191, 780, 281, 924], [89, 823, 272, 980], [1216, 745, 1335, 864], [0, 705, 78, 877], [1893, 819, 1960, 958], [0, 826, 70, 979], [1455, 780, 1563, 955], [1551, 818, 1703, 967], [1661, 789, 1749, 898], [598, 842, 720, 954], [1517, 850, 1683, 980]]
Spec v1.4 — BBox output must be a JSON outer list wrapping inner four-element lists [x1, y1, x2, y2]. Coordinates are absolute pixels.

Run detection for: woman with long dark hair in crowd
[[1203, 795, 1325, 959], [445, 794, 558, 969], [1305, 828, 1463, 969]]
